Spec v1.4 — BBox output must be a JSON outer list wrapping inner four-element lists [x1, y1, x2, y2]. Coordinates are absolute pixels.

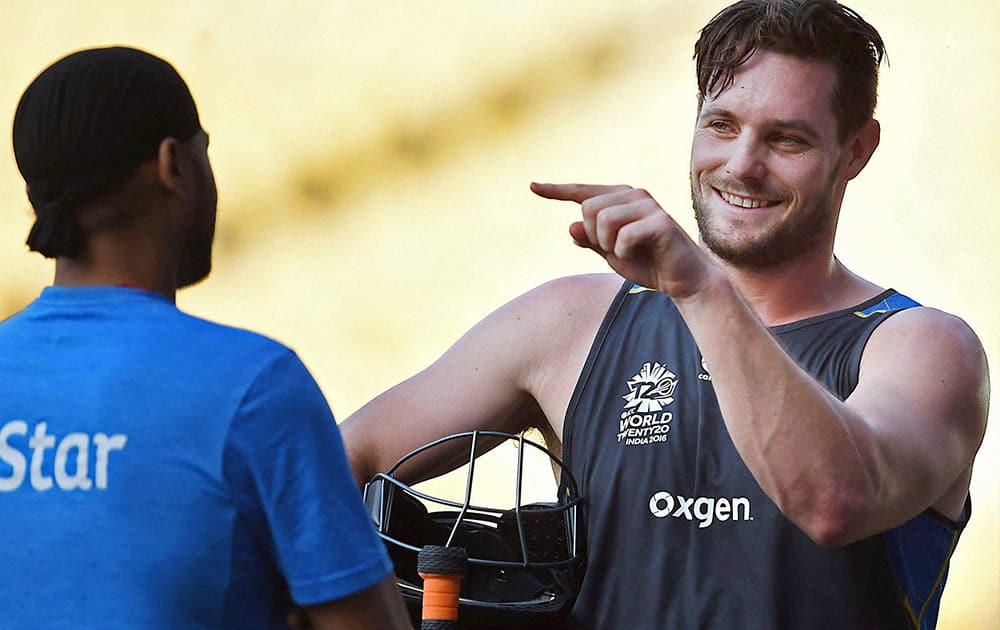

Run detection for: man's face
[[177, 131, 217, 289], [690, 50, 851, 269]]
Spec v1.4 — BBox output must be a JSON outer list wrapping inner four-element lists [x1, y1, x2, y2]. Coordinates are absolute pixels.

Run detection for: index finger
[[530, 182, 632, 203]]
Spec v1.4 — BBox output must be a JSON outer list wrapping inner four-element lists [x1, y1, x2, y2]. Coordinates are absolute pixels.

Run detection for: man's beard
[[691, 177, 834, 270]]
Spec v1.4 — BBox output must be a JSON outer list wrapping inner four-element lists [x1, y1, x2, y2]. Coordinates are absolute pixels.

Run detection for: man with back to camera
[[0, 47, 411, 629], [342, 1, 990, 628]]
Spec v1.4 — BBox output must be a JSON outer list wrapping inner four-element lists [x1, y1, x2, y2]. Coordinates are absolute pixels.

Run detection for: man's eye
[[775, 135, 803, 145], [711, 121, 732, 132]]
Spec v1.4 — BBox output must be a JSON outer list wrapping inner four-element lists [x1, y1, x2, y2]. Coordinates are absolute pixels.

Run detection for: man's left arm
[[532, 181, 990, 547], [674, 276, 989, 546]]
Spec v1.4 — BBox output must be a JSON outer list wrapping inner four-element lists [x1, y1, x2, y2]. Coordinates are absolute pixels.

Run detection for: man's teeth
[[720, 190, 774, 209]]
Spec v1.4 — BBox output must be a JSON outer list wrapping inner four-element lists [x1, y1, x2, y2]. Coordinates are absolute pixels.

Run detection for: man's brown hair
[[694, 0, 885, 141]]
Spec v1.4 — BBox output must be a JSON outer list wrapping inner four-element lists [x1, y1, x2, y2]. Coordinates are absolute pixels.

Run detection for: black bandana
[[12, 46, 201, 258]]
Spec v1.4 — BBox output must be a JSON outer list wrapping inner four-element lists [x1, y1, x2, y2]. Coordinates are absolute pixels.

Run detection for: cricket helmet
[[363, 430, 584, 628]]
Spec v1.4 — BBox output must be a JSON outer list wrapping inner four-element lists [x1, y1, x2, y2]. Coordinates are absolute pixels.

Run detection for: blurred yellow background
[[1, 2, 996, 627]]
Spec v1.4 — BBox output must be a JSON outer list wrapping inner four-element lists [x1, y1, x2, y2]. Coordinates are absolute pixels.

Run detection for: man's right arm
[[341, 273, 620, 487], [227, 347, 411, 625], [304, 574, 412, 630]]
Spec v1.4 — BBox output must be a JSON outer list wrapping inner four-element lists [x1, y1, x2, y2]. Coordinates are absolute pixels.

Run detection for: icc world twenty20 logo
[[617, 362, 677, 446]]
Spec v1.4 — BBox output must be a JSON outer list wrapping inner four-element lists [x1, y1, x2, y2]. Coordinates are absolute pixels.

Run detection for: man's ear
[[842, 118, 880, 182], [156, 137, 185, 196]]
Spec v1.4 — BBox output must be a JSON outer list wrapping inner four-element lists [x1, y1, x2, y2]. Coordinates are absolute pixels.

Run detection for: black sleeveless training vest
[[561, 281, 967, 630]]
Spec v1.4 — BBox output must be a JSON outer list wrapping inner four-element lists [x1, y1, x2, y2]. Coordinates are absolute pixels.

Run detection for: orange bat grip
[[418, 572, 463, 622]]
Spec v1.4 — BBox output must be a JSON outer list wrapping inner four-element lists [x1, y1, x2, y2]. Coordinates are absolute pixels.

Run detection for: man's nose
[[725, 135, 767, 182]]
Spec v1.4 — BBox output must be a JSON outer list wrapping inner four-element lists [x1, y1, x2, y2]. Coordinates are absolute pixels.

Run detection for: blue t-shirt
[[0, 286, 392, 629]]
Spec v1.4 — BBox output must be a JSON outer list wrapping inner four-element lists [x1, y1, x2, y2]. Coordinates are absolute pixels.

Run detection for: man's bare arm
[[341, 274, 618, 488], [676, 276, 988, 546], [303, 574, 412, 630], [533, 181, 990, 547]]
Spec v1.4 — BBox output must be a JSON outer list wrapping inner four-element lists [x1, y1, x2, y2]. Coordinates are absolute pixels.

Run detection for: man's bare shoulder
[[518, 273, 624, 311], [860, 307, 987, 437], [462, 273, 622, 354], [508, 274, 625, 437], [863, 306, 987, 376], [860, 305, 989, 409], [504, 273, 624, 346]]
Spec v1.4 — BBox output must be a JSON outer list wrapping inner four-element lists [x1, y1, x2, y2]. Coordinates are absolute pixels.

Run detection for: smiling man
[[343, 1, 989, 628]]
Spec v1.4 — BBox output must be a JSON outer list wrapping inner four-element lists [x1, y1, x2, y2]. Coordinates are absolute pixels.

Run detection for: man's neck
[[50, 229, 182, 302], [716, 249, 883, 327], [53, 258, 177, 303]]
